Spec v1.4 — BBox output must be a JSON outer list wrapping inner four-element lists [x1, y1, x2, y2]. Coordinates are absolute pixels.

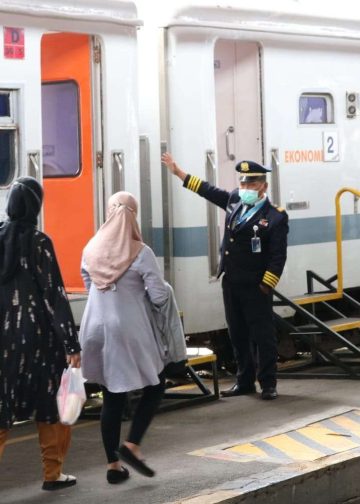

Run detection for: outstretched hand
[[161, 152, 186, 181], [161, 152, 177, 173]]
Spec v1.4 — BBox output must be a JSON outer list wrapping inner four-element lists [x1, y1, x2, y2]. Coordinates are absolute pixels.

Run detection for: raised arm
[[161, 152, 230, 210]]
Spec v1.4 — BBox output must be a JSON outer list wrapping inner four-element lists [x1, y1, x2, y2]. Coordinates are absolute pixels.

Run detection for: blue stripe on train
[[151, 214, 360, 257]]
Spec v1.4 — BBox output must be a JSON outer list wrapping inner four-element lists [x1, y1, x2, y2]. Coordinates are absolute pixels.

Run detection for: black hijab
[[0, 177, 43, 284]]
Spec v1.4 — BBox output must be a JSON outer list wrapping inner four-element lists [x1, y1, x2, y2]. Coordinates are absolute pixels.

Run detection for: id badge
[[251, 236, 261, 253]]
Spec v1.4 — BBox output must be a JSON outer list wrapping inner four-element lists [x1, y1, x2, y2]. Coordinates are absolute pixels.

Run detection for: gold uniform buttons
[[229, 238, 234, 242], [225, 251, 229, 255]]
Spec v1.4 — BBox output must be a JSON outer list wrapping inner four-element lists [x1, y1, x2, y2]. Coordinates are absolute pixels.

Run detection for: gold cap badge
[[241, 162, 249, 172]]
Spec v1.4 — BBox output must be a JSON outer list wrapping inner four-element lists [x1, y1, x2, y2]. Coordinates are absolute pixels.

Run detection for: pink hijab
[[83, 192, 145, 290]]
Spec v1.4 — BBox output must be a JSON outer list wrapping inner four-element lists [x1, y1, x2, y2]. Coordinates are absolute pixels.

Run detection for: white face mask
[[239, 188, 260, 206]]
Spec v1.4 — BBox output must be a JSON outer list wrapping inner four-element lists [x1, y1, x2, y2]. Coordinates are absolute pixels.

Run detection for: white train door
[[214, 39, 263, 239], [165, 31, 264, 334]]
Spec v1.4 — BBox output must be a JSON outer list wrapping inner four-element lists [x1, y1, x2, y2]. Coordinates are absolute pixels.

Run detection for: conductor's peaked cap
[[235, 160, 271, 182]]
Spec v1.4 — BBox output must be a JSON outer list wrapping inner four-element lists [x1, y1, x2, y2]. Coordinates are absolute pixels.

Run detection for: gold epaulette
[[262, 270, 280, 289], [272, 205, 285, 212], [186, 175, 202, 193]]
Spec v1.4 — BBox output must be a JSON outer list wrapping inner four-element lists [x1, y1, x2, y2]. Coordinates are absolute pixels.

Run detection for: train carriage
[[141, 1, 360, 335], [1, 0, 360, 348], [0, 0, 141, 322]]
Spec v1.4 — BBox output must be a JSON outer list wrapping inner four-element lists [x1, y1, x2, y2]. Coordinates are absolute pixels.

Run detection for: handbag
[[56, 366, 87, 425]]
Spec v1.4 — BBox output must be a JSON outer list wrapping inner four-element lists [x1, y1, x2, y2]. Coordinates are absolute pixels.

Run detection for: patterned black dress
[[0, 229, 80, 429]]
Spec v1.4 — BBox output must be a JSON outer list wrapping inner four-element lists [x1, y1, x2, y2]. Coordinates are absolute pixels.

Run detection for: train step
[[293, 318, 360, 334], [326, 317, 360, 332], [274, 275, 360, 378], [290, 292, 342, 306]]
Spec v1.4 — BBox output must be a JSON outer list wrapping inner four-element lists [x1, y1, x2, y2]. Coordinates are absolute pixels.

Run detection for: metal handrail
[[271, 148, 280, 206], [206, 150, 220, 278], [335, 187, 360, 295], [306, 269, 360, 311]]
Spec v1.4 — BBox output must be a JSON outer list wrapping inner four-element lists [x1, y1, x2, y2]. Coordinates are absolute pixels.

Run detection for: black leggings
[[101, 372, 165, 463]]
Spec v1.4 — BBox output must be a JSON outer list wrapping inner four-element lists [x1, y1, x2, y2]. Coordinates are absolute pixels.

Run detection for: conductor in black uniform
[[161, 153, 288, 400]]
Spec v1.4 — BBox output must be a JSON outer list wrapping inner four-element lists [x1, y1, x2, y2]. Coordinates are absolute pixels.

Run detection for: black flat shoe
[[220, 383, 256, 397], [119, 445, 155, 477], [42, 474, 77, 491], [261, 387, 278, 400], [107, 467, 130, 484]]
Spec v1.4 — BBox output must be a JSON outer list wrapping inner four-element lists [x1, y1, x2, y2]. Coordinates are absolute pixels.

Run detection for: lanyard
[[236, 197, 266, 225]]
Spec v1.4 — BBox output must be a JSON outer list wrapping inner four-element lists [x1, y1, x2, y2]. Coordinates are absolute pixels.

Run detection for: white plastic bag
[[57, 366, 87, 425]]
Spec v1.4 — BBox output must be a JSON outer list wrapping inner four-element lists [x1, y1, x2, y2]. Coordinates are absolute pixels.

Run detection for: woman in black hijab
[[0, 177, 81, 491]]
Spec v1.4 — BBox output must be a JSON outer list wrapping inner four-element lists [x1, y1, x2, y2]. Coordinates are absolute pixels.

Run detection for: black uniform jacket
[[183, 174, 289, 288]]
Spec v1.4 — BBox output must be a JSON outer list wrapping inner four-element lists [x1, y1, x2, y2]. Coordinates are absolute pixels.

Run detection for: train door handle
[[112, 150, 125, 193], [27, 151, 41, 180], [225, 126, 235, 161]]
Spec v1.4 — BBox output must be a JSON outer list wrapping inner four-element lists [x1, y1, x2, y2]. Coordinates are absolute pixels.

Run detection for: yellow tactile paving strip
[[257, 432, 324, 461], [190, 410, 360, 464]]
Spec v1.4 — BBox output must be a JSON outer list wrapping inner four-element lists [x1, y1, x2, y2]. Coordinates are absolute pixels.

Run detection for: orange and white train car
[[0, 0, 142, 322]]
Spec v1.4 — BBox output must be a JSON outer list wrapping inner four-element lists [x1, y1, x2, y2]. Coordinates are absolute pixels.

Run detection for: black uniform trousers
[[222, 275, 277, 389]]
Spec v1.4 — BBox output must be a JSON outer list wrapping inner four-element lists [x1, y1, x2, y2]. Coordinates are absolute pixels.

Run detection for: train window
[[0, 93, 10, 117], [41, 80, 81, 177], [0, 130, 16, 186], [299, 94, 333, 124], [0, 90, 17, 187]]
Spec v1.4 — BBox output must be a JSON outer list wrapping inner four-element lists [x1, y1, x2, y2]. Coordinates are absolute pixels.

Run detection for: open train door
[[41, 33, 99, 293]]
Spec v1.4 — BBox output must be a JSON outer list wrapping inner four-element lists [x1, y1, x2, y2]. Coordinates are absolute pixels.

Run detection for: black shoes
[[261, 387, 278, 400], [220, 383, 257, 397], [220, 383, 278, 400], [119, 445, 155, 477], [107, 466, 130, 484], [42, 474, 77, 491]]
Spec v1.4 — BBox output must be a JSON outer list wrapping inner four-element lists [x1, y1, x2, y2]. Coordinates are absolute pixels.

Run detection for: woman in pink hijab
[[80, 192, 168, 483]]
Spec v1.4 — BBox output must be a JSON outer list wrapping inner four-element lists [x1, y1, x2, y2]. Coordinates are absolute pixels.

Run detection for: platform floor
[[1, 377, 360, 504]]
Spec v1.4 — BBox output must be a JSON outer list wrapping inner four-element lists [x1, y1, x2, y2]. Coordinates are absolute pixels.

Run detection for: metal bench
[[161, 350, 219, 411]]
